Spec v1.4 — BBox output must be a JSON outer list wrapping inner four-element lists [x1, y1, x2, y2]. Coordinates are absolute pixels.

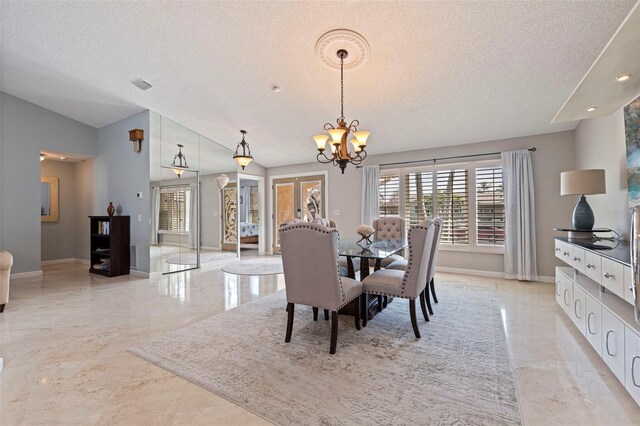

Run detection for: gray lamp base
[[572, 195, 595, 230]]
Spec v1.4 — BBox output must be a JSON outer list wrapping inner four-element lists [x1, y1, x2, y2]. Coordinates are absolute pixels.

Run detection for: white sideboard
[[555, 237, 640, 405]]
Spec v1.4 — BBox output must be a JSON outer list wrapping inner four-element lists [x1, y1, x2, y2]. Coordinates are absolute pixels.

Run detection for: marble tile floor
[[1, 264, 639, 425]]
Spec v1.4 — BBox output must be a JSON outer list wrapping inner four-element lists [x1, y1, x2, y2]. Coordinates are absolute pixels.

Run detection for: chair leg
[[430, 277, 438, 304], [377, 295, 383, 312], [419, 290, 429, 322], [409, 299, 421, 338], [354, 296, 362, 330], [324, 309, 329, 321], [330, 311, 339, 354], [0, 304, 4, 313], [313, 307, 319, 321], [362, 294, 368, 328], [285, 303, 294, 343], [426, 286, 434, 315]]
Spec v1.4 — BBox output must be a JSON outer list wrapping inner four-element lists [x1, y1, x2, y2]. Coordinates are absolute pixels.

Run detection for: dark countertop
[[556, 237, 630, 266]]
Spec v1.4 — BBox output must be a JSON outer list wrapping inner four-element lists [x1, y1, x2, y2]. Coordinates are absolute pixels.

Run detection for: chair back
[[372, 216, 405, 241], [428, 218, 443, 282], [310, 217, 336, 228], [401, 223, 436, 299], [279, 222, 344, 311]]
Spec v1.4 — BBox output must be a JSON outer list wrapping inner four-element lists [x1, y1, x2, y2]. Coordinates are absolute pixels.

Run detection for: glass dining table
[[338, 238, 407, 320]]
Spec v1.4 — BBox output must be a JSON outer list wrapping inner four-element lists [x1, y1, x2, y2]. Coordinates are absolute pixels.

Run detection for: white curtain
[[502, 150, 538, 281], [361, 165, 380, 225], [150, 186, 160, 245], [188, 182, 199, 249]]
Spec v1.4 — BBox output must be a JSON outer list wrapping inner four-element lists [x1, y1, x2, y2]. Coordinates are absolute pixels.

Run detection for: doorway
[[272, 174, 326, 253]]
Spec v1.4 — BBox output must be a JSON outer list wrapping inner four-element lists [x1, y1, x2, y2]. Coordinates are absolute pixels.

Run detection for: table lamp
[[560, 169, 606, 230]]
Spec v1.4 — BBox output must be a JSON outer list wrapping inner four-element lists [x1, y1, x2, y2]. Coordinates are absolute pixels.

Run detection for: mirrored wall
[[150, 113, 238, 274]]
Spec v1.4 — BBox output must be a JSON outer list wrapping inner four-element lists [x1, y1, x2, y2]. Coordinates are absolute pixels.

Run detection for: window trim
[[379, 159, 504, 254]]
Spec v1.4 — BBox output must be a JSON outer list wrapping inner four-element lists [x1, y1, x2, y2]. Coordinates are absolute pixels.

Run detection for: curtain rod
[[356, 147, 536, 169]]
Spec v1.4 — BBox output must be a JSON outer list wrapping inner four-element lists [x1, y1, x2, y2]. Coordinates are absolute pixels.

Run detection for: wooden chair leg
[[313, 307, 319, 321], [383, 295, 388, 308], [419, 290, 429, 322], [426, 286, 434, 315], [330, 311, 339, 354], [354, 296, 362, 330], [430, 277, 438, 304], [285, 303, 294, 343], [362, 294, 368, 328], [410, 299, 421, 338], [0, 304, 4, 313], [324, 309, 329, 321], [377, 295, 383, 312]]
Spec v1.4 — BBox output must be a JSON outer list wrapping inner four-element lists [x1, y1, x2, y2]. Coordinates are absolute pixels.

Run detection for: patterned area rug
[[130, 281, 522, 425], [221, 257, 283, 275]]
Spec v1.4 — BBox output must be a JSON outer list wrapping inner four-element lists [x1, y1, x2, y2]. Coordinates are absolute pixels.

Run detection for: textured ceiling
[[0, 1, 636, 168]]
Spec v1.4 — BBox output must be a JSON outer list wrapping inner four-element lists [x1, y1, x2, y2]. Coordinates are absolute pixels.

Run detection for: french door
[[272, 174, 326, 253]]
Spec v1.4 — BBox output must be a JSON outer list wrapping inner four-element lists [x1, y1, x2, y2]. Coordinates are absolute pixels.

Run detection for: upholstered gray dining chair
[[362, 222, 436, 338], [371, 217, 406, 268], [311, 217, 360, 277], [279, 222, 363, 354], [388, 218, 442, 319]]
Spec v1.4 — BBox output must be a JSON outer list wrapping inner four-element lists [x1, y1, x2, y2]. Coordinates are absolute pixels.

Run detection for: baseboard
[[201, 245, 222, 251], [40, 258, 90, 266], [75, 258, 90, 266], [130, 269, 149, 278], [11, 270, 43, 280], [436, 267, 554, 283]]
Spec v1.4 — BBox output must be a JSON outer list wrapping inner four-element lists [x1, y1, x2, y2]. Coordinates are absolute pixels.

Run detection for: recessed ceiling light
[[271, 85, 281, 92], [616, 74, 631, 82], [586, 107, 597, 112]]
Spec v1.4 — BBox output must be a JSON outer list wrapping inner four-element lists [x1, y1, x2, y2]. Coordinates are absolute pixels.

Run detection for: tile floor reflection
[[1, 266, 639, 424]]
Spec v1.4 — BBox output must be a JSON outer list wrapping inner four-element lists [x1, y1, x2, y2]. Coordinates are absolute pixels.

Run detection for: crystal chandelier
[[313, 49, 369, 174], [233, 130, 254, 170], [171, 144, 188, 177]]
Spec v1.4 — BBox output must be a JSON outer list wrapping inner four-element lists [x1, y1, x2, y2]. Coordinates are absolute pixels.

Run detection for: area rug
[[221, 256, 283, 275], [165, 251, 236, 265], [130, 281, 522, 425]]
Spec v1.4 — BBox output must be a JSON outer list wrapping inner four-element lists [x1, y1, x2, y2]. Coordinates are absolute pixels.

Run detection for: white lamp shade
[[172, 168, 185, 177], [328, 128, 346, 144], [313, 135, 329, 150], [560, 169, 606, 195], [216, 174, 229, 189], [350, 139, 362, 152], [354, 131, 370, 146]]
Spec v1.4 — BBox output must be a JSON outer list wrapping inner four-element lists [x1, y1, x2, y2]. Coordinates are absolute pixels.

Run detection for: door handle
[[606, 330, 615, 357], [632, 356, 640, 388], [587, 312, 595, 334]]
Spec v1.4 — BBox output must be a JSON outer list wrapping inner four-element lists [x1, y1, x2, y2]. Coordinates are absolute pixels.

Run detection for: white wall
[[96, 111, 151, 273], [0, 92, 97, 273], [574, 109, 629, 237], [266, 130, 576, 278]]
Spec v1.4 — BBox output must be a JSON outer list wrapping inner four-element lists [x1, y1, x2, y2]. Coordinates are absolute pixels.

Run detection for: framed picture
[[625, 95, 640, 207]]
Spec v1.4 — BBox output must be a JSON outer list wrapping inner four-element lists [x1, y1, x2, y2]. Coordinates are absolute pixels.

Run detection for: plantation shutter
[[159, 188, 191, 232], [404, 169, 434, 227], [436, 167, 469, 245], [476, 165, 504, 246], [378, 174, 400, 218]]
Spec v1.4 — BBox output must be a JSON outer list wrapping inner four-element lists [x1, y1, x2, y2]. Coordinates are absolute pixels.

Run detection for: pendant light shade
[[233, 130, 254, 170]]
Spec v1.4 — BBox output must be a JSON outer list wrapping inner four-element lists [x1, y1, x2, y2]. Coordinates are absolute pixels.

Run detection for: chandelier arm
[[323, 123, 336, 131], [316, 152, 335, 164], [348, 119, 359, 132]]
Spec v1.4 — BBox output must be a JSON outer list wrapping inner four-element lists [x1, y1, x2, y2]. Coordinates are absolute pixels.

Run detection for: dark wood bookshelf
[[89, 216, 130, 277]]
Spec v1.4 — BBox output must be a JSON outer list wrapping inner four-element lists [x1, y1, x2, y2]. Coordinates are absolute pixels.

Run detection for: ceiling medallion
[[315, 29, 370, 70]]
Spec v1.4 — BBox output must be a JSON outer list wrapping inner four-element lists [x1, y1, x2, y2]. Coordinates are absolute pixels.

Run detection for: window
[[379, 160, 503, 252], [159, 187, 191, 232], [378, 174, 400, 217]]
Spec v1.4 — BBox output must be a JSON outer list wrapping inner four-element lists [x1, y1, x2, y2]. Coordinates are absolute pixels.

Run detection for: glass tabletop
[[338, 239, 407, 259]]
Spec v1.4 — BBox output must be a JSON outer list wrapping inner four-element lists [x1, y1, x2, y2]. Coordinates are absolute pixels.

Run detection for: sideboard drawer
[[602, 258, 625, 299], [571, 246, 586, 274], [584, 251, 602, 284], [555, 239, 565, 261], [624, 265, 635, 305]]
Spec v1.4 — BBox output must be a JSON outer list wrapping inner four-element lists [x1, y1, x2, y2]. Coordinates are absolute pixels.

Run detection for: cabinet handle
[[604, 272, 614, 279], [563, 251, 570, 256], [555, 248, 561, 252], [587, 312, 595, 334], [586, 263, 594, 269], [564, 289, 570, 306], [573, 256, 581, 262], [574, 299, 581, 318], [556, 281, 561, 296], [606, 330, 615, 356], [632, 356, 640, 388]]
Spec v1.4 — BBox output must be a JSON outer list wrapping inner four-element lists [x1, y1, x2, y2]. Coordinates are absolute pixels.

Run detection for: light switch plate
[[137, 214, 142, 222], [136, 192, 143, 198]]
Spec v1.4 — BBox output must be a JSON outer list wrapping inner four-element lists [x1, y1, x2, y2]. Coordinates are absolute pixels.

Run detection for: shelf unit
[[89, 216, 130, 277]]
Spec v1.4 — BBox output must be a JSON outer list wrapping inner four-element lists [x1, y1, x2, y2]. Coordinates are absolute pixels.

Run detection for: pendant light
[[170, 144, 188, 177], [233, 130, 253, 170]]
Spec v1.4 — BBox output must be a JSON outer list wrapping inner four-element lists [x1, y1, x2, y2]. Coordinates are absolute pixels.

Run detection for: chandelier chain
[[340, 54, 344, 120]]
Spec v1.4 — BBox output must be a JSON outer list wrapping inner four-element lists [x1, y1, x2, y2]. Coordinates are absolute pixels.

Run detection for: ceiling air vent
[[132, 79, 153, 91]]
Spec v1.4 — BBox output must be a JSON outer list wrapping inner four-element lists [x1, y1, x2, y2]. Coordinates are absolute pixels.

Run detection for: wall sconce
[[129, 129, 144, 153]]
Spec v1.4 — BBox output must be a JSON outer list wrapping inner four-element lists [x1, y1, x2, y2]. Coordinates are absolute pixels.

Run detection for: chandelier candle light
[[171, 144, 189, 177], [314, 49, 370, 174], [233, 130, 254, 170]]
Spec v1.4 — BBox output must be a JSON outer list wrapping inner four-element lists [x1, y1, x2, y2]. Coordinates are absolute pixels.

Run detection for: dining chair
[[279, 222, 363, 354], [387, 218, 442, 318], [371, 216, 406, 268], [311, 217, 361, 277], [361, 222, 436, 338]]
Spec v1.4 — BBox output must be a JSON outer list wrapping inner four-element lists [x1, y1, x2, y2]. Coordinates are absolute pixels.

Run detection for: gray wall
[[575, 109, 630, 237], [96, 111, 151, 273], [75, 158, 96, 261], [266, 130, 576, 278], [0, 92, 97, 273], [40, 160, 77, 261]]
